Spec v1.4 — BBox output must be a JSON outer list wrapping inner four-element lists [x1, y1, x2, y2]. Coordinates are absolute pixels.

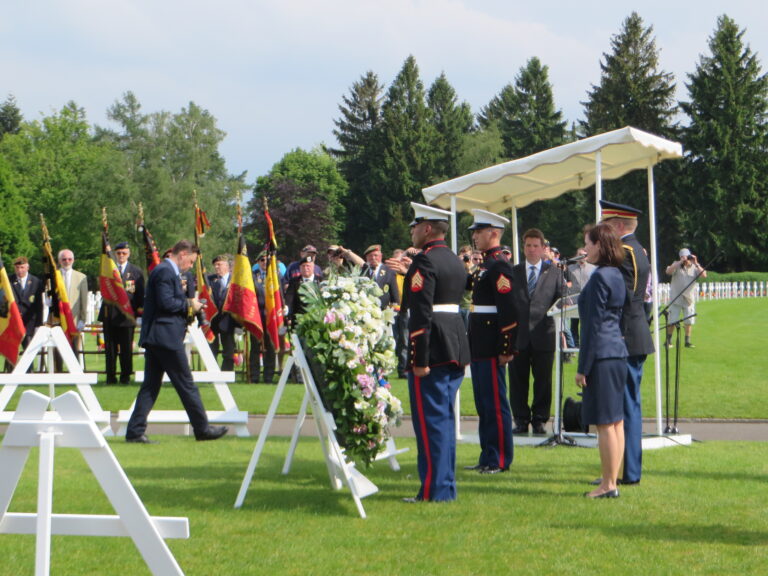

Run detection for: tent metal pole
[[647, 165, 664, 436], [450, 194, 458, 253], [595, 150, 603, 223], [511, 205, 519, 265]]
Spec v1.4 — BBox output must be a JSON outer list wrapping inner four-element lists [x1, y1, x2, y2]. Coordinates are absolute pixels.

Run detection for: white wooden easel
[[116, 323, 249, 437], [0, 326, 112, 435], [0, 390, 189, 576], [235, 334, 402, 518]]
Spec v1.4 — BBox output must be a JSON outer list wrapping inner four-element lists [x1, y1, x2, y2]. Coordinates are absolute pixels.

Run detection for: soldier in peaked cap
[[466, 209, 517, 474], [599, 199, 654, 486], [399, 202, 470, 502]]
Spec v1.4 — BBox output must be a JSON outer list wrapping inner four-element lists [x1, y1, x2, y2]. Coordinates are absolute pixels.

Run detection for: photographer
[[325, 244, 364, 276], [665, 248, 707, 349]]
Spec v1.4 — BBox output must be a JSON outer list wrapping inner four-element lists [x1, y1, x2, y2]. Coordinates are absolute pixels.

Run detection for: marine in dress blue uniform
[[401, 203, 470, 502], [600, 200, 655, 485], [467, 210, 517, 474]]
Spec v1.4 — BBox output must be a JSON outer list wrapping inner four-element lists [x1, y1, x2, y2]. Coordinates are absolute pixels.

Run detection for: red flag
[[223, 233, 263, 339], [99, 231, 135, 323], [195, 205, 211, 238], [263, 207, 284, 349], [194, 254, 218, 343], [0, 253, 26, 365], [138, 222, 161, 273], [41, 220, 78, 340]]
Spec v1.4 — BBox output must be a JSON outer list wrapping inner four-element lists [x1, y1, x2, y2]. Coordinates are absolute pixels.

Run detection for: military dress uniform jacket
[[511, 261, 564, 353], [98, 262, 145, 327], [619, 233, 655, 357], [10, 274, 44, 336], [468, 246, 518, 360], [401, 240, 470, 370]]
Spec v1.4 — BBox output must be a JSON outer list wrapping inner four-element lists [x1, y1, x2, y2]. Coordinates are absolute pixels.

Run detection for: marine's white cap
[[409, 202, 452, 226], [468, 209, 509, 230]]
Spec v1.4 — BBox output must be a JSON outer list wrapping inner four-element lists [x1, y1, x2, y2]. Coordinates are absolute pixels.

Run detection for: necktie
[[527, 265, 537, 296]]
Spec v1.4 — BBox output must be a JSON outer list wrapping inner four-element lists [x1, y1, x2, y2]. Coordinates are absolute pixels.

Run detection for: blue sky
[[3, 1, 767, 182]]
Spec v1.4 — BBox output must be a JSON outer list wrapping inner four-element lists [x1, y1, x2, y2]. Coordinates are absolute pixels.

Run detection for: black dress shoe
[[126, 435, 155, 444], [620, 479, 640, 486], [479, 466, 507, 475], [512, 423, 529, 434], [195, 425, 229, 441], [584, 489, 620, 499], [532, 423, 547, 435], [463, 464, 485, 471]]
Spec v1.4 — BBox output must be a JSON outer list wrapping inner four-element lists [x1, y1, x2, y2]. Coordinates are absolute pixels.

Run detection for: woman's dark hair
[[586, 223, 624, 267]]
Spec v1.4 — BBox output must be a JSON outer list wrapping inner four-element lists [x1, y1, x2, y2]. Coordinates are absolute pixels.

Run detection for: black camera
[[462, 254, 470, 263], [687, 255, 695, 261], [188, 298, 210, 327]]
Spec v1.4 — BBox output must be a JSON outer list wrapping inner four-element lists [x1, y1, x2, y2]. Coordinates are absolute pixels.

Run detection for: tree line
[[1, 12, 766, 277]]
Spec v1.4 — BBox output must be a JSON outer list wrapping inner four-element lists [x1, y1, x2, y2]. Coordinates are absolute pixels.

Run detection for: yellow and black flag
[[0, 252, 26, 365], [223, 206, 263, 339], [193, 201, 218, 342], [41, 215, 78, 341], [263, 199, 284, 349], [99, 209, 135, 323]]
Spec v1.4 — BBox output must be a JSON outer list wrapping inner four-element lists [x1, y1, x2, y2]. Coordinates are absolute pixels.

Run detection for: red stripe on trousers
[[414, 375, 432, 500], [491, 357, 506, 469]]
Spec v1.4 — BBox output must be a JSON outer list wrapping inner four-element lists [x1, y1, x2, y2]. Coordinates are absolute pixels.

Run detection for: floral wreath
[[296, 271, 403, 466]]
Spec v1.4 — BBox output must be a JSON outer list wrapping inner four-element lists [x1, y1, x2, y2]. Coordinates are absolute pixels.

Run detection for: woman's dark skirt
[[581, 358, 627, 425]]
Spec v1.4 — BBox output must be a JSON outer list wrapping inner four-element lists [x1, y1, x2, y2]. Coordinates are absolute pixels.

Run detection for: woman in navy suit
[[576, 224, 628, 499]]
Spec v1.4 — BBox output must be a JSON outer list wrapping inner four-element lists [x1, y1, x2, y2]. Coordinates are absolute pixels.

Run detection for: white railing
[[656, 281, 767, 305]]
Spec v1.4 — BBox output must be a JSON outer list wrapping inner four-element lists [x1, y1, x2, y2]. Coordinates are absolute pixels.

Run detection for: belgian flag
[[263, 205, 284, 349], [99, 230, 135, 323], [223, 232, 263, 339], [0, 253, 26, 365]]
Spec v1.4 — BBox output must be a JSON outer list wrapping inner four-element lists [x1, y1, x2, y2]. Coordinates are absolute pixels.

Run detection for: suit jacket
[[10, 273, 43, 335], [61, 268, 89, 324], [208, 273, 236, 334], [98, 261, 145, 327], [400, 239, 470, 369], [512, 260, 565, 352], [577, 266, 628, 376], [139, 259, 189, 351], [362, 264, 400, 309], [619, 233, 655, 356], [285, 276, 319, 325]]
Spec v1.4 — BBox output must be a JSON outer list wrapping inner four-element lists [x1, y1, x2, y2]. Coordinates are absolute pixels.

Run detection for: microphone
[[564, 254, 587, 264]]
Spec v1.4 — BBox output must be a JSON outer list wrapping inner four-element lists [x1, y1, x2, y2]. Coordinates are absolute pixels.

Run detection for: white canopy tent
[[422, 126, 684, 437]]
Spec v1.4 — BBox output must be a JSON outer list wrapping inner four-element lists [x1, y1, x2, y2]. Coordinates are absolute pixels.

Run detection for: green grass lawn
[[7, 298, 765, 419], [0, 437, 766, 575]]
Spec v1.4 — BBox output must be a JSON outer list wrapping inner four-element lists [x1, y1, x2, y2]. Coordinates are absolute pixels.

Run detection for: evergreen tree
[[376, 56, 434, 250], [330, 71, 385, 250], [580, 12, 681, 257], [680, 15, 768, 271], [427, 72, 473, 182], [0, 95, 22, 139]]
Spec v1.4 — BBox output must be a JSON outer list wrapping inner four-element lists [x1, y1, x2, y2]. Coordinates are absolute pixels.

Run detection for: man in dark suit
[[600, 200, 655, 485], [396, 202, 470, 502], [285, 255, 319, 326], [208, 254, 237, 371], [466, 209, 517, 475], [9, 257, 43, 349], [125, 240, 228, 443], [509, 228, 566, 435], [361, 244, 400, 310], [98, 242, 144, 384]]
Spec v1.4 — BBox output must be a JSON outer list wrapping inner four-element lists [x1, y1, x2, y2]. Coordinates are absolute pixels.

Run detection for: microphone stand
[[539, 260, 578, 447], [656, 251, 719, 434]]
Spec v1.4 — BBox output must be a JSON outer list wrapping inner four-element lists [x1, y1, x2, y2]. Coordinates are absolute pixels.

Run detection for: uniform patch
[[411, 270, 425, 292], [496, 275, 512, 294]]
